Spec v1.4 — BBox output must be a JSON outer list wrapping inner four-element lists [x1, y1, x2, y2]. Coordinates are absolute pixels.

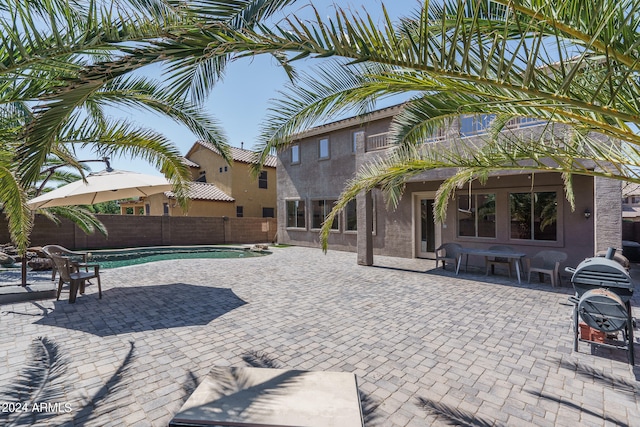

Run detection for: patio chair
[[42, 244, 89, 282], [485, 245, 516, 278], [45, 250, 101, 303], [435, 243, 463, 270], [526, 250, 568, 287]]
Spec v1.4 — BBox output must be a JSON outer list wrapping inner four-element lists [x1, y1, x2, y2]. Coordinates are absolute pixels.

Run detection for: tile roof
[[194, 141, 277, 168], [165, 182, 234, 202], [291, 103, 405, 139], [182, 157, 200, 168]]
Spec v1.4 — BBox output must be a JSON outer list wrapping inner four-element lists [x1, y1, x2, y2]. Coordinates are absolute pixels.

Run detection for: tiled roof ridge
[[194, 141, 277, 168], [181, 157, 200, 168], [165, 181, 234, 202]]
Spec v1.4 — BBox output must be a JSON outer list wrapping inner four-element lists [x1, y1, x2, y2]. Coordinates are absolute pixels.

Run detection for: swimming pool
[[84, 245, 270, 269]]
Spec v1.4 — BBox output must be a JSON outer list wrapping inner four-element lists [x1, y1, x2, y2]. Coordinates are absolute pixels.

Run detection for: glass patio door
[[414, 194, 440, 258]]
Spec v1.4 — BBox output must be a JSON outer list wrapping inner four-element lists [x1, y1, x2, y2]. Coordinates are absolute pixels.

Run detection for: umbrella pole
[[21, 256, 27, 286]]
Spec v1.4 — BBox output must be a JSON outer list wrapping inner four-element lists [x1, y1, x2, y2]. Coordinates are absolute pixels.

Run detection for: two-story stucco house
[[276, 104, 622, 270], [142, 141, 277, 218]]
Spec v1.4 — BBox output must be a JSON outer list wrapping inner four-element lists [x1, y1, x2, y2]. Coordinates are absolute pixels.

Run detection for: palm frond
[[253, 60, 382, 175], [0, 162, 32, 252], [93, 76, 231, 163], [0, 337, 68, 427], [44, 205, 108, 236]]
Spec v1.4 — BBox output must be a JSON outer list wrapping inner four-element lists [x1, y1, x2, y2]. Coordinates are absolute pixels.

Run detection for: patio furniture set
[[437, 243, 637, 366], [435, 242, 568, 286]]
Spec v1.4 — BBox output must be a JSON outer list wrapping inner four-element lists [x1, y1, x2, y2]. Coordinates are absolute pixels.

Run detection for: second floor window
[[291, 145, 300, 164], [319, 138, 330, 159], [459, 114, 496, 137], [236, 206, 244, 217], [258, 171, 268, 189], [262, 207, 275, 218]]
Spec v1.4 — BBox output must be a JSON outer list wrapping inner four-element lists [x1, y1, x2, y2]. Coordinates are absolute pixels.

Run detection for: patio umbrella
[[21, 168, 172, 287], [27, 169, 173, 209]]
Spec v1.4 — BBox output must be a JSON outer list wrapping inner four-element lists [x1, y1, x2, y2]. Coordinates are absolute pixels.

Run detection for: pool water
[[85, 246, 270, 269]]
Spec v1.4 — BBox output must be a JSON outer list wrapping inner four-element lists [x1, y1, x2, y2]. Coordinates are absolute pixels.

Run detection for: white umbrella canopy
[[27, 169, 173, 209]]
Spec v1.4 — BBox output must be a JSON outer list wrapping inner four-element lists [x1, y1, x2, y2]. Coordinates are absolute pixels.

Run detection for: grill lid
[[570, 257, 633, 292]]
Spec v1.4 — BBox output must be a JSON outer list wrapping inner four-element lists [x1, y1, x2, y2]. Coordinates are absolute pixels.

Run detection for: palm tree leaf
[[44, 205, 108, 236], [0, 337, 68, 427], [0, 162, 31, 252]]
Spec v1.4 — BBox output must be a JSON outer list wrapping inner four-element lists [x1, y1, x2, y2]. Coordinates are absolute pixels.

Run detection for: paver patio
[[0, 246, 639, 426]]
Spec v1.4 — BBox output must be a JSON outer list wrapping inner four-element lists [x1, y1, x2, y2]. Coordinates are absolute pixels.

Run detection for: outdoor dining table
[[455, 247, 527, 284]]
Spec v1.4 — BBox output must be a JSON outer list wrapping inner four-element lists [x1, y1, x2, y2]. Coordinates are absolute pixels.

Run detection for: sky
[[92, 0, 420, 176]]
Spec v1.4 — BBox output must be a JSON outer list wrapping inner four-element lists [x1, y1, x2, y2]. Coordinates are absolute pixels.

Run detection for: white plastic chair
[[435, 243, 463, 271], [526, 250, 568, 287]]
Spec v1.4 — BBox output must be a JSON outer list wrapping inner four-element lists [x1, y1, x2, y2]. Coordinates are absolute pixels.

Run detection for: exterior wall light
[[584, 208, 592, 219]]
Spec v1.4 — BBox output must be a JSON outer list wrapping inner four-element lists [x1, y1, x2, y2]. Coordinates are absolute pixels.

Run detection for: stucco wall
[[187, 145, 277, 218], [395, 173, 597, 269], [276, 111, 621, 272], [189, 145, 233, 194], [143, 194, 237, 217], [277, 115, 395, 250], [230, 165, 277, 218]]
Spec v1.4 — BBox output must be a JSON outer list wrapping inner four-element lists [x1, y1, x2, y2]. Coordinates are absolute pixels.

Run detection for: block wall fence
[[0, 215, 277, 250]]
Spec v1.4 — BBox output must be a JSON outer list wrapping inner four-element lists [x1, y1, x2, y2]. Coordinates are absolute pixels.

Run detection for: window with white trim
[[345, 199, 357, 231], [291, 145, 300, 164], [286, 200, 306, 228], [509, 191, 557, 241], [457, 193, 496, 238], [459, 114, 496, 137], [319, 138, 330, 160], [311, 199, 338, 230]]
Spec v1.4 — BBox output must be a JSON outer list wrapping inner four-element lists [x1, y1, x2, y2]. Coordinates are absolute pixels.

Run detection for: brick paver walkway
[[0, 246, 639, 426]]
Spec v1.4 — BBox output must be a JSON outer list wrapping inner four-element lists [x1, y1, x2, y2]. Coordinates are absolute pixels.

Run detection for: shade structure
[[27, 169, 173, 209]]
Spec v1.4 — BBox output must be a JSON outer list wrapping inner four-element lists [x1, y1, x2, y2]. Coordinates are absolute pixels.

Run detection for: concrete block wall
[[1, 215, 277, 250]]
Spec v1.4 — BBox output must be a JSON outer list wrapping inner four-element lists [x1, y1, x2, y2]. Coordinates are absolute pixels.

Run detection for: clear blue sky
[[98, 1, 420, 176]]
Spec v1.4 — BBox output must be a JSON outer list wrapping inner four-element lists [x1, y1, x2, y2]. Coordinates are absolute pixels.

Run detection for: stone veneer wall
[[1, 215, 277, 250], [594, 176, 623, 252]]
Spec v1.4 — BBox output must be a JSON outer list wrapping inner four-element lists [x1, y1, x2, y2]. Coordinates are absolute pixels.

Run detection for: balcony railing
[[365, 132, 391, 151], [364, 118, 546, 152]]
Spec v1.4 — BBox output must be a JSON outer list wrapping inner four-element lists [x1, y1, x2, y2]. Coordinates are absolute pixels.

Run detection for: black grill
[[567, 248, 635, 365]]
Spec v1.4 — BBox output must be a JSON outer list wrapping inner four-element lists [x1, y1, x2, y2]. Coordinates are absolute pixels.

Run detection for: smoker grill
[[566, 249, 636, 365]]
